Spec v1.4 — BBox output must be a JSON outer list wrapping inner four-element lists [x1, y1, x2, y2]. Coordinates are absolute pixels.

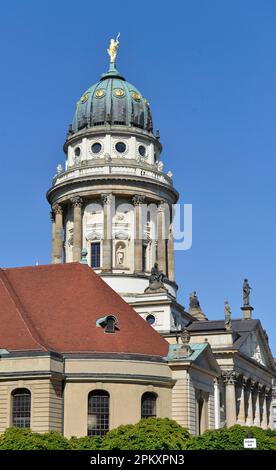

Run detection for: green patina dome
[[71, 64, 153, 134]]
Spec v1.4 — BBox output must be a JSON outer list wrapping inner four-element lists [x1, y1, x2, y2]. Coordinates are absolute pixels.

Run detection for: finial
[[189, 291, 200, 310], [174, 327, 192, 358], [188, 291, 207, 321], [180, 328, 190, 345], [107, 33, 120, 64]]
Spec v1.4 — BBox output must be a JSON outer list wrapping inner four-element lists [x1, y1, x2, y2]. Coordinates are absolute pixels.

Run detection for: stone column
[[267, 389, 273, 429], [101, 193, 113, 272], [237, 377, 246, 425], [132, 195, 145, 273], [156, 201, 167, 275], [214, 378, 220, 429], [50, 210, 56, 264], [52, 204, 63, 264], [261, 389, 268, 429], [259, 386, 266, 429], [223, 371, 238, 427], [167, 219, 175, 282], [246, 381, 254, 426], [71, 196, 83, 262], [253, 384, 261, 427]]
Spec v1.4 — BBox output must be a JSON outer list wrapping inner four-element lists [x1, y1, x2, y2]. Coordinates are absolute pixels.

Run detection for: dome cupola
[[70, 38, 153, 135]]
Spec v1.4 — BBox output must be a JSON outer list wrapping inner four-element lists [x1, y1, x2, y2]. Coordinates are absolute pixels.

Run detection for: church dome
[[71, 64, 153, 134]]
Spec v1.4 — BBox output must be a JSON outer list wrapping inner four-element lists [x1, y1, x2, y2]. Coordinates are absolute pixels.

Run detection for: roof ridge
[[2, 262, 81, 272], [0, 269, 47, 351]]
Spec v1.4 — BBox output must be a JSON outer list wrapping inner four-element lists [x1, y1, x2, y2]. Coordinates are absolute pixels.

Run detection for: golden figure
[[107, 33, 120, 63]]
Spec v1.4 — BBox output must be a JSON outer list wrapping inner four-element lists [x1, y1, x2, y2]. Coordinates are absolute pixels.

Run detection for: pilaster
[[71, 196, 83, 262], [132, 195, 145, 273], [101, 193, 113, 272], [52, 204, 63, 264]]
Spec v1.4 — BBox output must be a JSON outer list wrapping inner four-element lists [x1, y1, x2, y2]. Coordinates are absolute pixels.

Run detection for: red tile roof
[[0, 263, 168, 358]]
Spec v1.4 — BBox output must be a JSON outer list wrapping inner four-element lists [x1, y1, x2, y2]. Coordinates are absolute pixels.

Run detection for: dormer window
[[105, 316, 116, 333], [96, 315, 119, 333]]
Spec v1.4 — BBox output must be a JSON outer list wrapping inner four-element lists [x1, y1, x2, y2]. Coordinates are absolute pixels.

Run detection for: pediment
[[193, 345, 221, 375], [239, 331, 268, 367]]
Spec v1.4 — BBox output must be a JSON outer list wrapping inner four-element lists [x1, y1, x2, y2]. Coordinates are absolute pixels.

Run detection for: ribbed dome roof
[[71, 64, 153, 134]]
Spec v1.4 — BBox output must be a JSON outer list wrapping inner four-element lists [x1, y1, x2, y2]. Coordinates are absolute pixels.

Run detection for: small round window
[[146, 314, 156, 325], [115, 142, 126, 153], [138, 145, 146, 157], [91, 142, 102, 154], [75, 147, 81, 157]]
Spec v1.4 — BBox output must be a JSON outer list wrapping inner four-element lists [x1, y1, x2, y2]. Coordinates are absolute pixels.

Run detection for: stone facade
[[0, 47, 275, 441]]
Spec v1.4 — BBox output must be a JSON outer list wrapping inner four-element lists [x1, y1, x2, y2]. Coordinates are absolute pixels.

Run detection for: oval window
[[91, 143, 102, 154], [115, 142, 126, 153], [138, 145, 146, 157], [75, 147, 81, 157], [146, 314, 156, 325]]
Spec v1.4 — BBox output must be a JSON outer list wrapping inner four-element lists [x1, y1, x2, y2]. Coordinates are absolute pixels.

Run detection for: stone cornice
[[46, 176, 179, 206]]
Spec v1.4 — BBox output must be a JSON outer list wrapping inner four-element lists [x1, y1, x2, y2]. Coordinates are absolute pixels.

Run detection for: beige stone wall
[[63, 381, 171, 438], [0, 377, 62, 434], [208, 391, 215, 430], [171, 373, 189, 428], [170, 365, 216, 435], [187, 376, 197, 435]]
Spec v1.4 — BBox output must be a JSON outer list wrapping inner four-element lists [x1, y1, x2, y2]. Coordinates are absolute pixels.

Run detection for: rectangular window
[[91, 242, 101, 268], [273, 406, 276, 417]]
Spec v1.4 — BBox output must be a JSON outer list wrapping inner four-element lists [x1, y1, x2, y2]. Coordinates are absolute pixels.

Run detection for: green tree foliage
[[185, 425, 276, 450], [69, 435, 103, 450], [0, 428, 71, 450], [0, 421, 275, 450], [100, 418, 190, 450]]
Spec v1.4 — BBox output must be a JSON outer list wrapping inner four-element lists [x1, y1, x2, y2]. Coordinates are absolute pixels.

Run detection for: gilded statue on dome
[[107, 33, 120, 63]]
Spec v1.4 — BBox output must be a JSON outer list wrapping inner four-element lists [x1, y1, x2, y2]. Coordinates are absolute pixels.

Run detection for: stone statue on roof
[[243, 278, 252, 306], [224, 300, 232, 331], [144, 263, 167, 293], [107, 33, 120, 63]]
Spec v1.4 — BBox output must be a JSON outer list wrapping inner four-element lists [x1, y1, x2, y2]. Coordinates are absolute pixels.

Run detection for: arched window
[[12, 388, 31, 428], [88, 390, 109, 436], [141, 392, 157, 418]]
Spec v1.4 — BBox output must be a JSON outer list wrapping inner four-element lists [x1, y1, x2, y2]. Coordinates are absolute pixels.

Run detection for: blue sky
[[0, 1, 275, 354]]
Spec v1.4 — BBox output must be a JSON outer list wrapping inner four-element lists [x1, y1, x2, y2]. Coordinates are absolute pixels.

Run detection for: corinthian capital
[[71, 196, 83, 208], [132, 195, 145, 206], [222, 370, 238, 385], [52, 203, 63, 215], [101, 193, 112, 205]]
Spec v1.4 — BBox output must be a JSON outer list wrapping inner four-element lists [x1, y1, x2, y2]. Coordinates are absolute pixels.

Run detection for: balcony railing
[[52, 162, 173, 187]]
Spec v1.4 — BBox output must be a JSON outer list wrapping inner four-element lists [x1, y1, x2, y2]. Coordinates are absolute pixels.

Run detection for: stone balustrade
[[52, 162, 173, 187]]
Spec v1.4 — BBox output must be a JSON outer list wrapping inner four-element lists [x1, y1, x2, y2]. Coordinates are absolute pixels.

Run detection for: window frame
[[11, 388, 31, 429], [91, 242, 101, 268], [141, 392, 157, 419], [88, 390, 110, 437]]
